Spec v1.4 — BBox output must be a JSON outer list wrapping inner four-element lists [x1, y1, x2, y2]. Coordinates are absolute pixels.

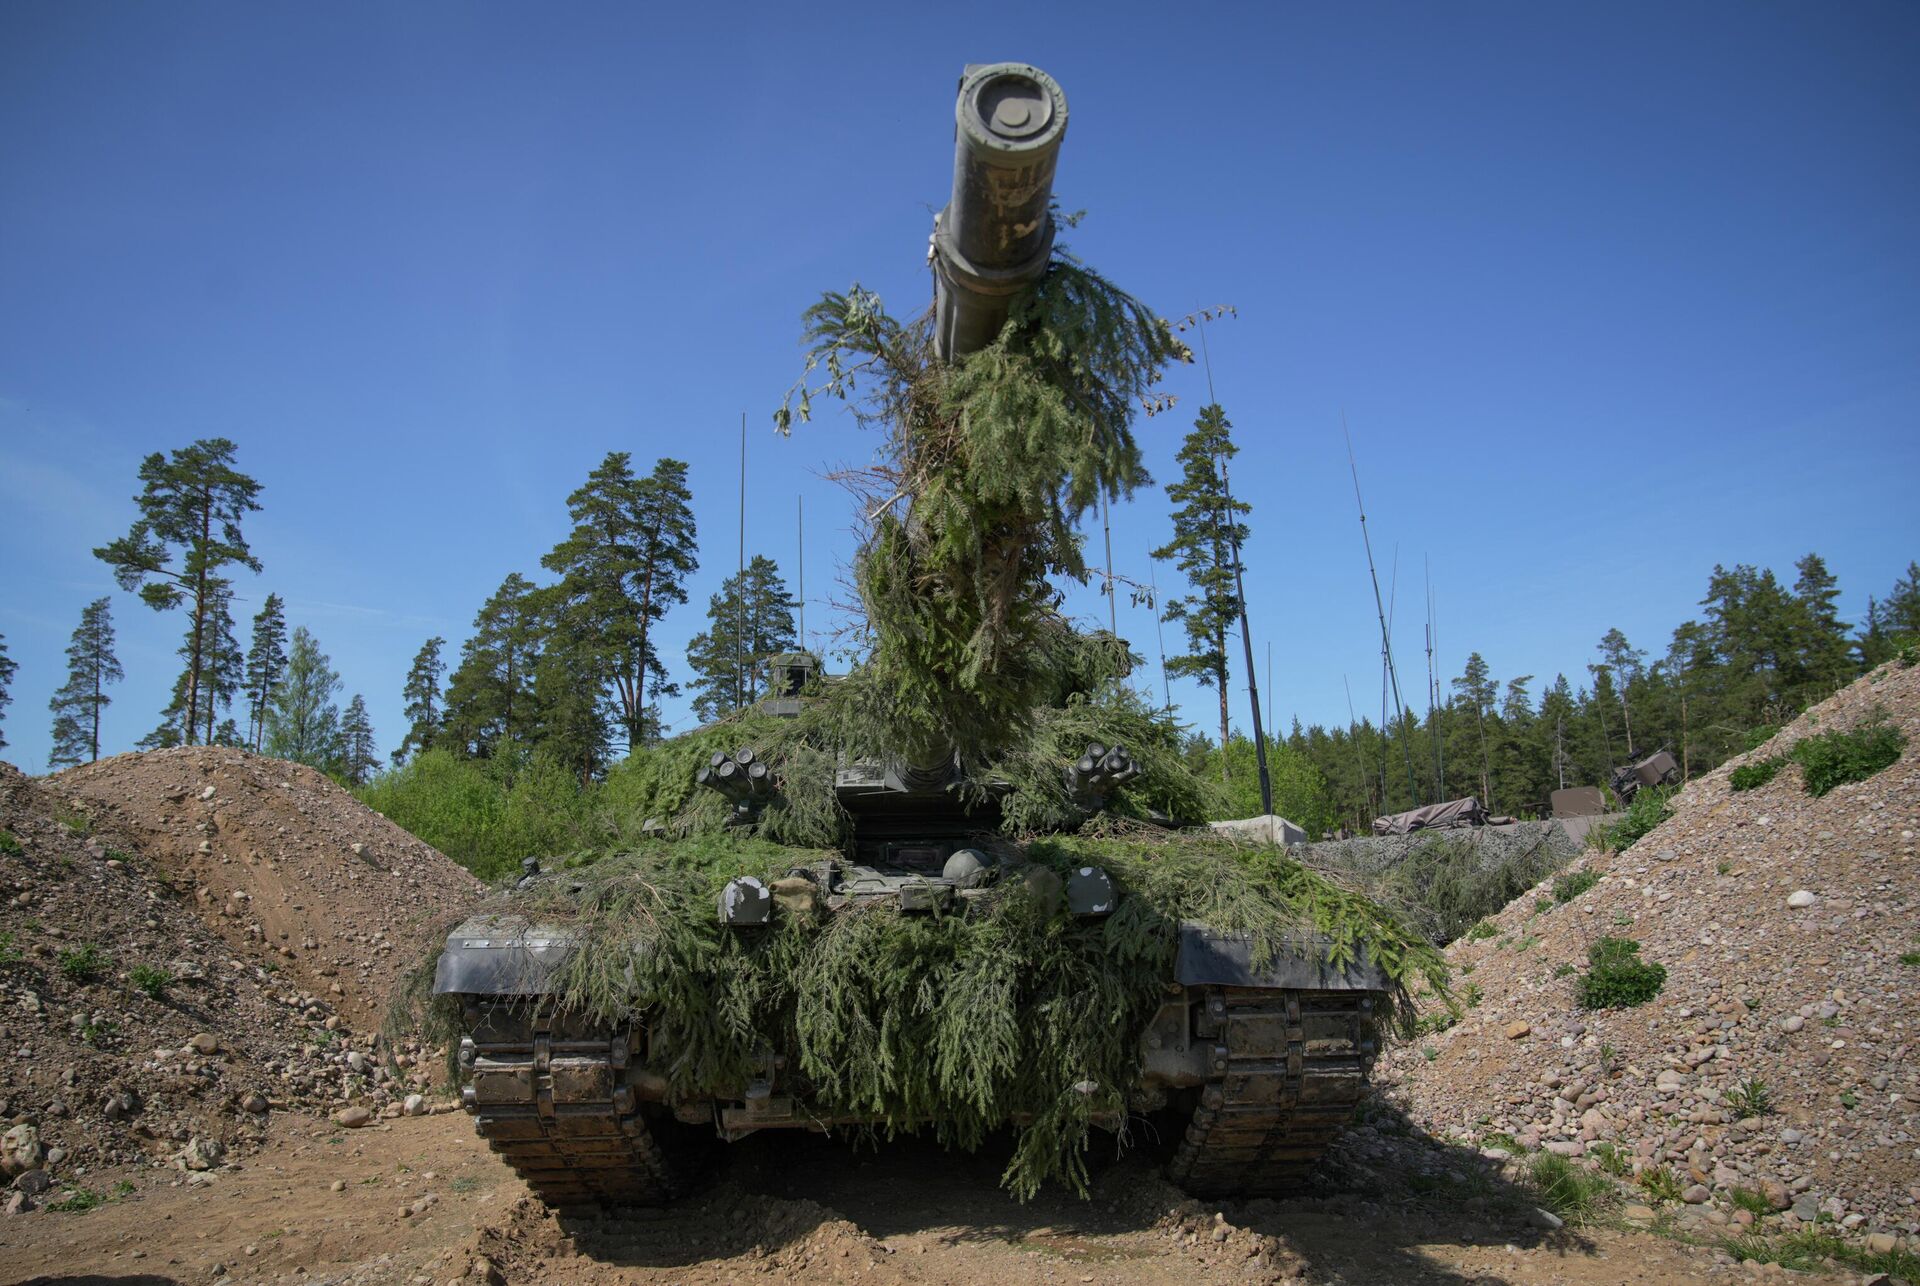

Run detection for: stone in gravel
[[1786, 889, 1819, 908], [11, 1169, 51, 1196], [240, 1093, 268, 1114], [333, 1106, 373, 1128], [403, 1094, 428, 1117], [1623, 1204, 1657, 1221], [468, 1258, 506, 1286], [1528, 1207, 1564, 1230], [188, 1033, 221, 1055], [200, 785, 216, 800], [1, 1124, 44, 1177], [1866, 1233, 1898, 1255], [1504, 1021, 1531, 1040], [330, 1180, 346, 1192], [1682, 1184, 1710, 1204], [1780, 1015, 1805, 1032], [4, 1191, 33, 1215], [1758, 1178, 1790, 1210], [1790, 1194, 1820, 1222], [177, 1137, 225, 1171]]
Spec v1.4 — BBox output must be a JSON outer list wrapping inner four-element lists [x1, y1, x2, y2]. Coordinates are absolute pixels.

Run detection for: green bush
[[1789, 720, 1907, 797], [1603, 786, 1673, 851], [356, 748, 594, 880], [1464, 920, 1498, 942], [1729, 757, 1786, 791], [1552, 869, 1599, 903], [128, 963, 173, 999], [1742, 724, 1781, 753], [0, 830, 20, 855], [1576, 937, 1665, 1009], [58, 943, 109, 983]]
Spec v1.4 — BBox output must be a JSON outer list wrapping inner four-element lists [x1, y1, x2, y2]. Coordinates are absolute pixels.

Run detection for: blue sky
[[3, 2, 1917, 770]]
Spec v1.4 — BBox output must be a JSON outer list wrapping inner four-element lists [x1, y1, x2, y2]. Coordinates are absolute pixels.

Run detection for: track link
[[458, 1001, 685, 1208], [1165, 988, 1380, 1196]]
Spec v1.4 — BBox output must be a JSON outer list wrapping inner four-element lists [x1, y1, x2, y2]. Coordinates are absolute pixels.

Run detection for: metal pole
[[797, 494, 805, 653], [738, 411, 747, 710], [1101, 492, 1117, 635]]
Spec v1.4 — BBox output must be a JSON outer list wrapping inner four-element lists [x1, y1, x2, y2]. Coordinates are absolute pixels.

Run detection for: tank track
[[1165, 987, 1380, 1196], [457, 1001, 685, 1208]]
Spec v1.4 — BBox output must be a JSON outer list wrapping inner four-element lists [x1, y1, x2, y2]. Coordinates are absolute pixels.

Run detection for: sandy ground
[[0, 1109, 1836, 1286]]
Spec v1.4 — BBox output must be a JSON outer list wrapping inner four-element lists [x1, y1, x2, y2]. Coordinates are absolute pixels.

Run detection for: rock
[[346, 1051, 368, 1073], [403, 1094, 428, 1117], [468, 1257, 506, 1286], [1758, 1178, 1790, 1210], [1682, 1184, 1711, 1204], [330, 1180, 347, 1193], [200, 784, 217, 800], [188, 1033, 222, 1056], [1504, 1021, 1532, 1040], [11, 1169, 51, 1196], [1781, 1015, 1805, 1033], [1623, 1204, 1657, 1222], [333, 1106, 373, 1129], [4, 1191, 33, 1215], [177, 1137, 226, 1171], [1528, 1206, 1565, 1230], [240, 1093, 269, 1114], [1866, 1233, 1898, 1255], [1786, 890, 1819, 908], [1791, 1194, 1820, 1222], [1, 1124, 44, 1177]]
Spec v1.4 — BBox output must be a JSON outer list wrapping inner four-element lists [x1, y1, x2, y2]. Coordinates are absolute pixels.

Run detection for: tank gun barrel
[[932, 63, 1068, 363]]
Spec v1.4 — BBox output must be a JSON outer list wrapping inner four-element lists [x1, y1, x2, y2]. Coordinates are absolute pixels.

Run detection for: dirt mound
[[0, 758, 452, 1193], [47, 746, 486, 1031], [1382, 658, 1920, 1250]]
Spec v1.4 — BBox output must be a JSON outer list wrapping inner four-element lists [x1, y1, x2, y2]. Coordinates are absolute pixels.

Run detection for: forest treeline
[[1201, 556, 1920, 836], [2, 433, 1914, 862]]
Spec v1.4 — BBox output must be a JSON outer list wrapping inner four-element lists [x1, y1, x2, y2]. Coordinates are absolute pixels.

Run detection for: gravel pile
[[0, 748, 482, 1211], [1380, 657, 1920, 1255], [47, 746, 485, 1030]]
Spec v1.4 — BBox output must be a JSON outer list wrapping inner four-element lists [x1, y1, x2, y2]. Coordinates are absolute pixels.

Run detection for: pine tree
[[199, 578, 244, 746], [244, 593, 288, 752], [685, 555, 799, 723], [392, 636, 447, 765], [47, 598, 122, 768], [0, 635, 15, 754], [1594, 628, 1645, 757], [264, 626, 343, 769], [338, 695, 378, 785], [1451, 653, 1496, 808], [94, 439, 263, 744], [440, 573, 544, 757], [1791, 553, 1853, 690], [540, 454, 699, 751], [1152, 404, 1249, 777]]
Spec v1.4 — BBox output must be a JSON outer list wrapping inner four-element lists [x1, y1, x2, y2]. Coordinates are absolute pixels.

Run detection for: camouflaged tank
[[432, 63, 1392, 1208]]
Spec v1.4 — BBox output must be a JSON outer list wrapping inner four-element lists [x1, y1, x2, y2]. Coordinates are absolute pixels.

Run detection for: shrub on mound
[[1576, 937, 1665, 1009], [1790, 720, 1906, 797]]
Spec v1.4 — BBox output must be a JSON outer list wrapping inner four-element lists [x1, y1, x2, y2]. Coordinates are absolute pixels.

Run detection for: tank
[[430, 62, 1395, 1208]]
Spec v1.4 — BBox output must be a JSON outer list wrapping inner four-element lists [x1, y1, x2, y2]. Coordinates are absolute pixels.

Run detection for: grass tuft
[[1528, 1152, 1614, 1224], [58, 943, 109, 984]]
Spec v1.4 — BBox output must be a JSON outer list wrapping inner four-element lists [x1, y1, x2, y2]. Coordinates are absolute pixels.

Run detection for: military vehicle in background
[[431, 62, 1391, 1208], [1609, 748, 1681, 805]]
